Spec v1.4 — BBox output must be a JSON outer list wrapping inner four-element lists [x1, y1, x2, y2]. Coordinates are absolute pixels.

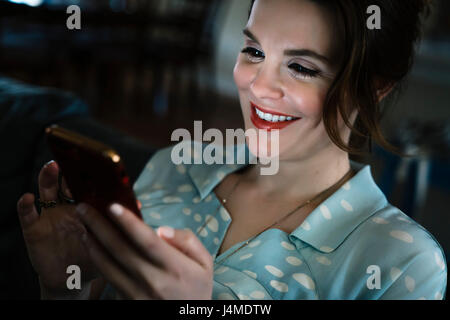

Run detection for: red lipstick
[[250, 102, 301, 131]]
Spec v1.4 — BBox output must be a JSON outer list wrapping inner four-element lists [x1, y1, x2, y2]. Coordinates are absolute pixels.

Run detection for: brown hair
[[248, 0, 432, 156]]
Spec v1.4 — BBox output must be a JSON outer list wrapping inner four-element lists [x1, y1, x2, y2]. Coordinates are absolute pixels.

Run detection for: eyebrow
[[242, 28, 330, 64]]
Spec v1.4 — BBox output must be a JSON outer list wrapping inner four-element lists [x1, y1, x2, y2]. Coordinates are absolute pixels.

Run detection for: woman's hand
[[16, 161, 99, 297], [76, 202, 213, 300]]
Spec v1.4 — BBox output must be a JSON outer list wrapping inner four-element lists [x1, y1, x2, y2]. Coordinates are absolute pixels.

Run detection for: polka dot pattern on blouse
[[101, 140, 447, 300]]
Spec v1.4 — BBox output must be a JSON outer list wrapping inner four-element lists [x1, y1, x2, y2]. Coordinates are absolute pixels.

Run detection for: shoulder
[[133, 140, 250, 189], [348, 204, 447, 299], [363, 205, 443, 250], [132, 140, 244, 204], [132, 140, 199, 190]]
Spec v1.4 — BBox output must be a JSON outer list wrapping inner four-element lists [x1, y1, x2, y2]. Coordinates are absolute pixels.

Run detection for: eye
[[241, 47, 265, 61], [289, 63, 320, 79], [241, 47, 321, 80]]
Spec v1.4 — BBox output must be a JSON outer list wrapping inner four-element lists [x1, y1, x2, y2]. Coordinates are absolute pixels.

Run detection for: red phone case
[[45, 124, 142, 219]]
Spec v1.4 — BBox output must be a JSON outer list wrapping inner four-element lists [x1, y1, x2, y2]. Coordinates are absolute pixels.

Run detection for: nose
[[250, 64, 284, 100]]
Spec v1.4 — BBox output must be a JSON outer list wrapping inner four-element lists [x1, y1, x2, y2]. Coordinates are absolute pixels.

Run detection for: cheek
[[233, 60, 254, 91], [289, 84, 328, 120]]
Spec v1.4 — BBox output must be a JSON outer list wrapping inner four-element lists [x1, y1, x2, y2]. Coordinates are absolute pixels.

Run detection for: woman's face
[[234, 0, 346, 162]]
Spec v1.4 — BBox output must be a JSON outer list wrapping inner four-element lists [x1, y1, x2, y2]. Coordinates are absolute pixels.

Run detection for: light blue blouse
[[103, 140, 447, 300]]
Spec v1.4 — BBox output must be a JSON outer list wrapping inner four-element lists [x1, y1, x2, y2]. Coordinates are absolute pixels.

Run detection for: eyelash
[[240, 47, 320, 79]]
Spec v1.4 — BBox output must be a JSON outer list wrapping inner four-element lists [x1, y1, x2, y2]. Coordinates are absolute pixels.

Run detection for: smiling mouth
[[253, 106, 300, 122], [250, 102, 301, 130]]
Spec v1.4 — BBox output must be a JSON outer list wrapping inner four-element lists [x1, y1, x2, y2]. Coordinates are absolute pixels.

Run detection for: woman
[[17, 0, 446, 299]]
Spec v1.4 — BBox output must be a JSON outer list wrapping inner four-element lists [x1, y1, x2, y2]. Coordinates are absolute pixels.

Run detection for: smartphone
[[45, 124, 142, 219]]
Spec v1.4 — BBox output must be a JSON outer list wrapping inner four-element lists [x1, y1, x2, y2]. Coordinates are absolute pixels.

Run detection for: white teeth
[[255, 107, 297, 122]]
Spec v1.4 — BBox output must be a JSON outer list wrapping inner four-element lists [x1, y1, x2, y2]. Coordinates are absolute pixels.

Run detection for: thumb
[[157, 227, 212, 271], [17, 193, 39, 230]]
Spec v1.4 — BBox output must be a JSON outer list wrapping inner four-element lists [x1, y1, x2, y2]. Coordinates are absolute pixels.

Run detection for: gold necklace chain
[[195, 166, 354, 269]]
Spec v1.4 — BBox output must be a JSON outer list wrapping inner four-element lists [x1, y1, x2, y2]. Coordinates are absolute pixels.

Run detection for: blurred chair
[[374, 120, 450, 222]]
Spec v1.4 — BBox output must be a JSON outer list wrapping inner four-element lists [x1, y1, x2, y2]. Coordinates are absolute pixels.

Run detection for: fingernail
[[158, 226, 174, 238], [18, 198, 28, 214], [44, 160, 55, 168], [19, 197, 30, 212], [76, 203, 88, 216], [110, 203, 123, 216]]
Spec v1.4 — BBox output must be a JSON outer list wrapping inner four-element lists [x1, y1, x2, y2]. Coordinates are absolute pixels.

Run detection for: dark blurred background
[[0, 0, 449, 299]]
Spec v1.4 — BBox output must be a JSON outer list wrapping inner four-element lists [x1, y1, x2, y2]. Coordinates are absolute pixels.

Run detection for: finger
[[60, 174, 73, 198], [136, 200, 142, 211], [17, 193, 39, 229], [107, 203, 199, 271], [107, 203, 166, 267], [76, 203, 165, 284], [38, 160, 59, 201], [157, 227, 213, 271], [81, 232, 152, 299]]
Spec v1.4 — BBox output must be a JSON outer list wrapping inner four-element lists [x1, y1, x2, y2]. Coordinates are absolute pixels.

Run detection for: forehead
[[247, 0, 337, 58]]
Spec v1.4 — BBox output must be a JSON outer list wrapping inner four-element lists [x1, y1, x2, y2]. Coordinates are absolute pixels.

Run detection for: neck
[[243, 146, 354, 203]]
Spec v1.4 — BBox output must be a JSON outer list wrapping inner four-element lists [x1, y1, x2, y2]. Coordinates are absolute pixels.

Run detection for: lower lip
[[250, 105, 301, 131]]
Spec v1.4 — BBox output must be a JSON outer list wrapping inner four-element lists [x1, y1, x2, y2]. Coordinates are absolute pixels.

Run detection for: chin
[[245, 130, 282, 161]]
